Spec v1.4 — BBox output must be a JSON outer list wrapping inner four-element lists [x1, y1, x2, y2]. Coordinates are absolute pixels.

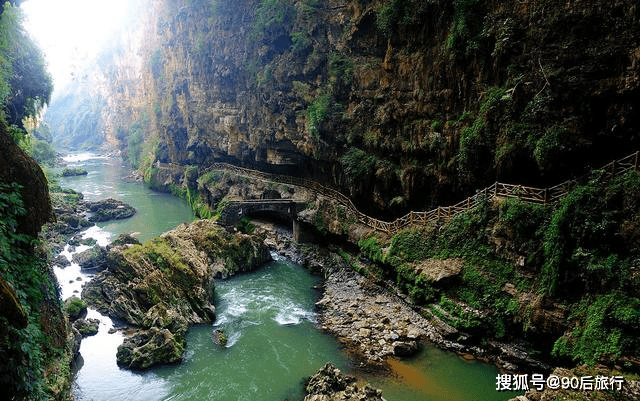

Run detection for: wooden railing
[[158, 151, 640, 235]]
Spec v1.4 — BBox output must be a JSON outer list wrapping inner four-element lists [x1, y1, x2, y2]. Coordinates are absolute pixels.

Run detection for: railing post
[[493, 182, 498, 198], [635, 151, 639, 171]]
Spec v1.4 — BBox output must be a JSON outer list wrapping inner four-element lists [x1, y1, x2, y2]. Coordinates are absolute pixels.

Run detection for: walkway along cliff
[[158, 149, 640, 236]]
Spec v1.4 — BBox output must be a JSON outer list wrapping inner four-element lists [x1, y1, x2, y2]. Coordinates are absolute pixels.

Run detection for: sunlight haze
[[21, 0, 130, 91]]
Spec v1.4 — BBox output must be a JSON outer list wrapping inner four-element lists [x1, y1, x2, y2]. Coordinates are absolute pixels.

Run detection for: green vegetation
[[533, 126, 567, 168], [306, 92, 331, 138], [328, 54, 354, 84], [339, 147, 379, 182], [235, 216, 256, 234], [250, 0, 295, 42], [375, 0, 412, 38], [552, 293, 640, 365], [354, 167, 640, 366], [457, 86, 507, 172], [0, 183, 68, 400], [64, 296, 86, 318], [446, 0, 481, 51], [127, 121, 145, 169], [149, 48, 162, 78], [0, 4, 52, 128], [358, 236, 384, 263], [291, 31, 310, 52]]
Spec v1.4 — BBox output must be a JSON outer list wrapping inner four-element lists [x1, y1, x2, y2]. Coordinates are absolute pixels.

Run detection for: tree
[[0, 3, 53, 128]]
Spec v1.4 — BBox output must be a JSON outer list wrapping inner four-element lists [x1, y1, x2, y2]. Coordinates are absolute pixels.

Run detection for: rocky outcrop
[[0, 122, 51, 236], [72, 246, 109, 271], [116, 327, 184, 370], [86, 198, 136, 222], [303, 363, 385, 401], [72, 318, 100, 337], [82, 219, 271, 369]]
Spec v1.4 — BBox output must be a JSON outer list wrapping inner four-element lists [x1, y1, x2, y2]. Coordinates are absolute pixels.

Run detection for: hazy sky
[[21, 0, 131, 91]]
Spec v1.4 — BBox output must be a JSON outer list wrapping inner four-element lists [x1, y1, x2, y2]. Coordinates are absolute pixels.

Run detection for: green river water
[[55, 153, 519, 401]]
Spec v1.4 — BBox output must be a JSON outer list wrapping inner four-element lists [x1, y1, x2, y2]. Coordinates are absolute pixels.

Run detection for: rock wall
[[0, 123, 73, 400], [94, 0, 640, 219]]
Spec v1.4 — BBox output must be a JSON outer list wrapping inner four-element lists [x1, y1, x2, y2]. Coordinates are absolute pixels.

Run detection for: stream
[[54, 153, 517, 401]]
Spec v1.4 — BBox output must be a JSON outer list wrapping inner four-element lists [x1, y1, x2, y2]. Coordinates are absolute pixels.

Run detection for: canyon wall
[[63, 0, 640, 217]]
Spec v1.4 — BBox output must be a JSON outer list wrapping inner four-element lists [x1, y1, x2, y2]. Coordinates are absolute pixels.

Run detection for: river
[[54, 153, 518, 401]]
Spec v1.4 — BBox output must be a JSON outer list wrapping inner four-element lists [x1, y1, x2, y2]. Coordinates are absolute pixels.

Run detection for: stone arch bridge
[[219, 199, 308, 241]]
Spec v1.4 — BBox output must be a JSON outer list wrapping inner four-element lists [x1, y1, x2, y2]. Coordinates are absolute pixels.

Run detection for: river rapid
[[54, 153, 516, 401]]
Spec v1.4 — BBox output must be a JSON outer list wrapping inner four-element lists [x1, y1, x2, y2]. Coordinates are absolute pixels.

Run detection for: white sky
[[21, 0, 131, 91]]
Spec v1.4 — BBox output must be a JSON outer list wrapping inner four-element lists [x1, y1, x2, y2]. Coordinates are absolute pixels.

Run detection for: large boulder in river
[[86, 198, 136, 222], [82, 219, 272, 369], [116, 327, 184, 370], [72, 246, 108, 271]]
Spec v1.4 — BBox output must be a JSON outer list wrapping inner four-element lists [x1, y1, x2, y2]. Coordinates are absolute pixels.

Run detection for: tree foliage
[[0, 3, 53, 128]]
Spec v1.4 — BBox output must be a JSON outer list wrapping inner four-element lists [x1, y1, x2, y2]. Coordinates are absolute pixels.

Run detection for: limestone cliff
[[83, 0, 640, 219]]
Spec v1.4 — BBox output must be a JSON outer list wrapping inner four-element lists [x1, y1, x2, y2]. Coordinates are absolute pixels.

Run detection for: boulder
[[73, 318, 100, 337], [116, 328, 184, 370], [72, 246, 108, 271], [304, 363, 385, 401], [212, 329, 227, 346], [52, 254, 71, 268], [392, 340, 419, 357], [64, 296, 87, 321], [85, 198, 136, 222], [110, 233, 140, 247], [412, 258, 463, 283], [62, 167, 88, 177]]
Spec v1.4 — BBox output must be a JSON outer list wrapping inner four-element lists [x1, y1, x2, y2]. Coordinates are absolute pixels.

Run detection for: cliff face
[[94, 0, 640, 217], [0, 124, 72, 400]]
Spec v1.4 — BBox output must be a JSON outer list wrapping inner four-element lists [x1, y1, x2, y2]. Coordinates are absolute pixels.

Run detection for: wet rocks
[[86, 198, 136, 222], [62, 167, 88, 177], [116, 327, 184, 370], [52, 253, 71, 268], [63, 296, 87, 321], [73, 318, 100, 337], [303, 363, 385, 401], [72, 246, 108, 271], [82, 219, 271, 369], [212, 329, 228, 346]]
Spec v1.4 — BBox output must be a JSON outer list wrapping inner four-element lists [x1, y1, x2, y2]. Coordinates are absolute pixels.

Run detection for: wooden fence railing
[[158, 150, 640, 235]]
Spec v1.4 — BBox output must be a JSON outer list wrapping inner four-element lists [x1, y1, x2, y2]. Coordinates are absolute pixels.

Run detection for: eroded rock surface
[[82, 219, 271, 369], [303, 363, 385, 401], [86, 198, 136, 222]]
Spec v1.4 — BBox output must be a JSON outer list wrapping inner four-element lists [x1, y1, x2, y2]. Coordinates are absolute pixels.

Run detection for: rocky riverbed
[[252, 220, 550, 374]]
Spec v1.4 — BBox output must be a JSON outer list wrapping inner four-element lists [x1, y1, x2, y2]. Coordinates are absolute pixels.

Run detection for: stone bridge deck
[[219, 199, 308, 225]]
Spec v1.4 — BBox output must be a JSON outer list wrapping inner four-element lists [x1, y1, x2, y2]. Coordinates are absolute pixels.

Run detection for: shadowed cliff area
[[52, 0, 640, 219], [0, 3, 74, 400]]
